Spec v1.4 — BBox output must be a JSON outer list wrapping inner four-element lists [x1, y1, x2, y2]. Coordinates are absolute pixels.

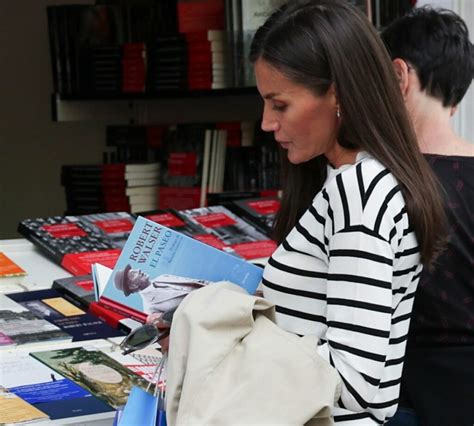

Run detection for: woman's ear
[[392, 58, 410, 99], [327, 82, 339, 110]]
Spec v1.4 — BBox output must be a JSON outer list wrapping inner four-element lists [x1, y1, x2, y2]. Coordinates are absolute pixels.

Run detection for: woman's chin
[[287, 152, 305, 165]]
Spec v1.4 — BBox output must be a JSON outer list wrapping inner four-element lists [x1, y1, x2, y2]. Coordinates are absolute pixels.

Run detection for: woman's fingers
[[146, 312, 170, 328], [147, 313, 171, 353], [158, 335, 170, 353]]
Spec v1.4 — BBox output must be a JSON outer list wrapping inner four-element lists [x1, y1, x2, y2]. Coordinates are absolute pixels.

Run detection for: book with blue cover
[[1, 349, 115, 420], [7, 289, 125, 342], [99, 215, 263, 322]]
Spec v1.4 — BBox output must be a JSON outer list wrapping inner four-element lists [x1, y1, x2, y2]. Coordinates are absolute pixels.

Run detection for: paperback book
[[1, 349, 115, 420], [0, 252, 27, 278], [0, 294, 72, 348], [18, 212, 136, 276], [7, 289, 125, 342], [90, 264, 142, 333], [30, 347, 150, 409], [140, 208, 206, 238], [177, 205, 277, 261], [0, 386, 49, 424], [99, 215, 264, 322]]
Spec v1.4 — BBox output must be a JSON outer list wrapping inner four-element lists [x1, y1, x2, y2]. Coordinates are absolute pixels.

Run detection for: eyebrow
[[263, 92, 280, 100]]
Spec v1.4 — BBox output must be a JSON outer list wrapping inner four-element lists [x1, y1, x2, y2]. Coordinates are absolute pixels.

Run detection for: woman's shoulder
[[324, 152, 398, 197], [318, 153, 405, 238]]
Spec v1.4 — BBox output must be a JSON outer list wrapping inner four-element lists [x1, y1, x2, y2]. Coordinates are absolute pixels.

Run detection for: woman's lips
[[277, 140, 291, 149]]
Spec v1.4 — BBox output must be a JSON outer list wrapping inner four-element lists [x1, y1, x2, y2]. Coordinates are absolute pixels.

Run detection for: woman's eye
[[272, 104, 286, 112]]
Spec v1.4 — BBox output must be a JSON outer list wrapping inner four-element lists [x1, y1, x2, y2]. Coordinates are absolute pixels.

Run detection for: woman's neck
[[410, 96, 474, 156]]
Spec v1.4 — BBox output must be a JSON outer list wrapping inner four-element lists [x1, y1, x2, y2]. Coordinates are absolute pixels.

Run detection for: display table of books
[[0, 238, 163, 426], [1, 198, 279, 424]]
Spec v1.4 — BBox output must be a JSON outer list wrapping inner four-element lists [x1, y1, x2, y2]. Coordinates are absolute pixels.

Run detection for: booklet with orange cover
[[0, 252, 27, 278]]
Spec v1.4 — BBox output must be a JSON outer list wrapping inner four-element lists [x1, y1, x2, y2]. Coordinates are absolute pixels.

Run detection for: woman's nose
[[261, 107, 279, 133]]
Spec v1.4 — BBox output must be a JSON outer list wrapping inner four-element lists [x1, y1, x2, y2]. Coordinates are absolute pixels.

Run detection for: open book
[[99, 216, 264, 322]]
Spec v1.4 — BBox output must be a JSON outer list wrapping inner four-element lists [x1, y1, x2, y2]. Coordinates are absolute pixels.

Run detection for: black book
[[106, 125, 147, 148], [18, 212, 136, 276], [52, 274, 95, 307], [227, 196, 281, 238], [174, 205, 277, 261], [160, 123, 210, 188], [138, 208, 206, 238], [7, 289, 125, 341]]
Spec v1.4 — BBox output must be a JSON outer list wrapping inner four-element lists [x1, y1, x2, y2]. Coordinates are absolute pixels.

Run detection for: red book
[[62, 249, 122, 276], [89, 301, 129, 328], [158, 186, 201, 210], [178, 0, 225, 33]]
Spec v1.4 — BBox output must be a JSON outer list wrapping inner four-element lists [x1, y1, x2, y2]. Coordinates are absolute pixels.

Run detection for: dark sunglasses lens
[[125, 325, 158, 349]]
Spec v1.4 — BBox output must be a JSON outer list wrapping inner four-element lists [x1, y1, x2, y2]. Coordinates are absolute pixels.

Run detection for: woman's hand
[[146, 312, 171, 353]]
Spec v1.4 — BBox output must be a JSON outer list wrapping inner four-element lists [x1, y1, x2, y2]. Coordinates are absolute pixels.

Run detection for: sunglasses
[[119, 308, 176, 355]]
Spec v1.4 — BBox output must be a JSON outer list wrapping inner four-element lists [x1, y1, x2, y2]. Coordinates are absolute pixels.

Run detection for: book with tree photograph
[[30, 347, 150, 409], [1, 349, 115, 420]]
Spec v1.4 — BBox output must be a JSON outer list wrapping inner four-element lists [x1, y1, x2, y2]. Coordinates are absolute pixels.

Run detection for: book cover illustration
[[7, 289, 124, 342], [1, 350, 114, 420], [30, 347, 150, 409], [0, 386, 49, 424], [18, 212, 136, 276], [100, 216, 264, 322], [0, 252, 27, 278], [0, 294, 72, 348], [177, 205, 277, 260]]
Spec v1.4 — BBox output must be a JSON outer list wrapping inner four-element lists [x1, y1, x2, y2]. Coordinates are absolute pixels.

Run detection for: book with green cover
[[30, 347, 150, 409]]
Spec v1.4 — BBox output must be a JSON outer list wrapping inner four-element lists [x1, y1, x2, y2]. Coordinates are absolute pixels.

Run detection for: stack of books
[[88, 44, 123, 95], [62, 163, 160, 215], [122, 42, 146, 93], [124, 163, 161, 213], [178, 0, 227, 90], [147, 35, 188, 92], [159, 124, 209, 209], [209, 30, 229, 89], [185, 31, 213, 90]]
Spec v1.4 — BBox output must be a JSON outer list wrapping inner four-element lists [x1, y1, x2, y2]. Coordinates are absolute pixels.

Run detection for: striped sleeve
[[320, 227, 394, 417], [262, 157, 421, 424]]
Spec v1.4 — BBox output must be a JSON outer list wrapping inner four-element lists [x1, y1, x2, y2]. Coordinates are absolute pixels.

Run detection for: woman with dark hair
[[251, 0, 446, 423], [382, 7, 474, 426]]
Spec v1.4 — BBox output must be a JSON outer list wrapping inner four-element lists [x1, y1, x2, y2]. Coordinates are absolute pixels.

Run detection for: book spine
[[200, 129, 212, 207], [98, 297, 147, 323]]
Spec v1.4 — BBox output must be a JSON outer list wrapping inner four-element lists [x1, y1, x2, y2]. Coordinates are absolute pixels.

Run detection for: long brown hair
[[250, 0, 446, 266]]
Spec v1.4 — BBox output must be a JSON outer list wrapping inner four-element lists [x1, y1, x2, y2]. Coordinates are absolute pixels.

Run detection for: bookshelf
[[52, 87, 262, 123]]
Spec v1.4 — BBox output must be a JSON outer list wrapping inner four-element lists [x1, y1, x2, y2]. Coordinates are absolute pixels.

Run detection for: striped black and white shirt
[[262, 152, 422, 425]]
